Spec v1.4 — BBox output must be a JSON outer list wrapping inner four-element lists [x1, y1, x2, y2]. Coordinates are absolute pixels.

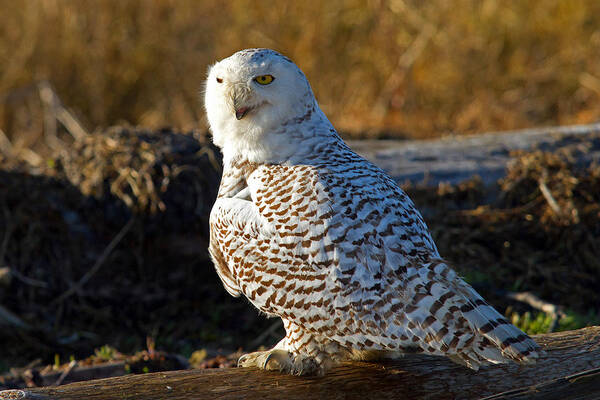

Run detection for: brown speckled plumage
[[205, 48, 540, 375]]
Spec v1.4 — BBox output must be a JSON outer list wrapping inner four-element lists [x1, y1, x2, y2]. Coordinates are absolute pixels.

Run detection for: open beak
[[232, 85, 253, 120], [235, 106, 251, 120]]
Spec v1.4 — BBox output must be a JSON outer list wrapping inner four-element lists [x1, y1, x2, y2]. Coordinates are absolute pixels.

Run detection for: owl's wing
[[209, 196, 276, 298], [211, 161, 436, 332], [212, 161, 539, 368]]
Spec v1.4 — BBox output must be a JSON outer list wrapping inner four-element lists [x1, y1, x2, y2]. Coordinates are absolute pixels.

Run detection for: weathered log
[[480, 367, 600, 400], [1, 326, 599, 400], [349, 122, 600, 186]]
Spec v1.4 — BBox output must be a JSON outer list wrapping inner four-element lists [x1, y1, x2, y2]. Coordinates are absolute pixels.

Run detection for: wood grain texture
[[1, 326, 599, 400]]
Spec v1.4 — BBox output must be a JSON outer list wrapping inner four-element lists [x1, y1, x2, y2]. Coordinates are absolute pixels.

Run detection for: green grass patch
[[509, 309, 600, 335]]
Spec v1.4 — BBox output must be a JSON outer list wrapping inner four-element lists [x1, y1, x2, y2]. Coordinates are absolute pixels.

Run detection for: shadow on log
[[2, 326, 599, 400]]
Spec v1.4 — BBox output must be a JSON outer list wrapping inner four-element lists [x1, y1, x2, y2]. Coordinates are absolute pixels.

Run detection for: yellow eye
[[254, 75, 275, 85]]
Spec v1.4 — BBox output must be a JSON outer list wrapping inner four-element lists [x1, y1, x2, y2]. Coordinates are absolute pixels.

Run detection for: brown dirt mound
[[0, 127, 269, 368], [1, 128, 599, 371], [406, 149, 600, 312]]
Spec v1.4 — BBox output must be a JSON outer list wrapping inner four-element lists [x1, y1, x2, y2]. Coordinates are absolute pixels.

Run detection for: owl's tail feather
[[455, 282, 542, 369], [405, 260, 542, 370]]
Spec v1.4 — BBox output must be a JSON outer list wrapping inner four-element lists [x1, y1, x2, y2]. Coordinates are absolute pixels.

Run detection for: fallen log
[[349, 122, 600, 186], [1, 326, 599, 400]]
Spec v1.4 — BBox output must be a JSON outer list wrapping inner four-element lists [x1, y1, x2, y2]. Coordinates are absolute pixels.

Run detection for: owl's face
[[204, 49, 315, 156]]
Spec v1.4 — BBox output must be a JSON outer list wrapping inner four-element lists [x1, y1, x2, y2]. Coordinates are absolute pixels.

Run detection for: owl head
[[204, 49, 321, 162]]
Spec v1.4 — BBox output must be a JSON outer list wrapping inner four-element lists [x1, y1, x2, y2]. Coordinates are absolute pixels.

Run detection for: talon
[[237, 353, 251, 367], [237, 348, 324, 375], [262, 352, 274, 369]]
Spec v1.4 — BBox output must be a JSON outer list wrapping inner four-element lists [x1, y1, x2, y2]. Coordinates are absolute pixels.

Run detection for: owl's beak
[[235, 106, 250, 120], [231, 85, 253, 120]]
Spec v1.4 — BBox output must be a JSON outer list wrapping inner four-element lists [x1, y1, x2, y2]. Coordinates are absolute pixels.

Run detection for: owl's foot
[[238, 349, 292, 372], [237, 349, 321, 376]]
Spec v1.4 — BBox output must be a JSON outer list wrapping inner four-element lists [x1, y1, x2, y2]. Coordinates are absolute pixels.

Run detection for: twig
[[506, 291, 563, 315], [196, 146, 222, 174], [0, 128, 13, 156], [19, 148, 43, 166], [506, 291, 566, 332], [53, 217, 135, 304], [373, 22, 437, 120], [55, 105, 89, 140], [38, 80, 61, 149], [248, 320, 284, 349], [579, 72, 600, 96], [37, 81, 88, 141], [53, 360, 77, 386], [10, 268, 49, 288], [538, 177, 562, 216], [0, 304, 31, 330], [23, 358, 43, 370]]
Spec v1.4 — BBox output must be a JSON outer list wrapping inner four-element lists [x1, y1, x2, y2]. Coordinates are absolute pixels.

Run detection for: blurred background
[[2, 0, 600, 152], [1, 0, 600, 383]]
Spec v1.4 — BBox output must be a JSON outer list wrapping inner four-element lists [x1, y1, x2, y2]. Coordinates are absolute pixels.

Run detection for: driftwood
[[2, 326, 599, 400], [349, 122, 600, 186]]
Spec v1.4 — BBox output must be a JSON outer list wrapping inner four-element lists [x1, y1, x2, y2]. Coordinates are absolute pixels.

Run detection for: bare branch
[[53, 217, 135, 304]]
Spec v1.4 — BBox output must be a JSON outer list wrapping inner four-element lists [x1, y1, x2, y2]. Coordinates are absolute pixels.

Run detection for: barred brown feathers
[[205, 48, 540, 375]]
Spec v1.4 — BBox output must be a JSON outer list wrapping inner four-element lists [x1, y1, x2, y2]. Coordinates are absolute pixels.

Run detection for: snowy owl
[[204, 48, 540, 375]]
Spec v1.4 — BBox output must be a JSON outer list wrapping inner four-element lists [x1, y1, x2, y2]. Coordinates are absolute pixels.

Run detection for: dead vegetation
[[0, 126, 267, 372], [0, 127, 599, 382], [1, 0, 600, 146], [404, 134, 600, 313]]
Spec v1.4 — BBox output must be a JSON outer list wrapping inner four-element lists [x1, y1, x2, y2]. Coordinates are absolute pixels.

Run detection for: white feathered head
[[205, 49, 326, 163]]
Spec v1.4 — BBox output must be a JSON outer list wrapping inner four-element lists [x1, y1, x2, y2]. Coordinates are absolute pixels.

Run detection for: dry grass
[[1, 0, 600, 152]]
